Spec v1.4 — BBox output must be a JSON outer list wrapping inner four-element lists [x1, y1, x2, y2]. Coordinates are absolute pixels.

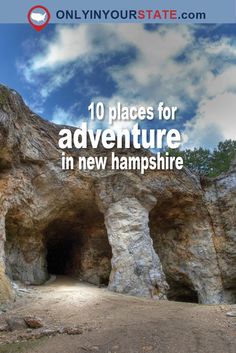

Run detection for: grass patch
[[0, 338, 47, 353]]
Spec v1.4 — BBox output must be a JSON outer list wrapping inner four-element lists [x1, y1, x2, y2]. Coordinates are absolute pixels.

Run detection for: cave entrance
[[44, 207, 112, 286], [4, 204, 112, 287], [45, 220, 81, 276], [166, 280, 199, 303], [149, 197, 199, 304]]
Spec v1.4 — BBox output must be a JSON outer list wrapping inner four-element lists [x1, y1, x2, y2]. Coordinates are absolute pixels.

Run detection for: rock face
[[203, 161, 236, 303], [149, 189, 225, 304], [0, 264, 13, 304], [97, 176, 168, 297], [0, 85, 235, 305]]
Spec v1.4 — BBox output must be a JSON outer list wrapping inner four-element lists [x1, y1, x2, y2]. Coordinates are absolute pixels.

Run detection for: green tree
[[165, 139, 236, 177], [208, 140, 236, 177]]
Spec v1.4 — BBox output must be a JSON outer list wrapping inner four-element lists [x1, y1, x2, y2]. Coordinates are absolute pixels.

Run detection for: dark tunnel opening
[[46, 227, 81, 276], [44, 209, 112, 286], [166, 280, 199, 303]]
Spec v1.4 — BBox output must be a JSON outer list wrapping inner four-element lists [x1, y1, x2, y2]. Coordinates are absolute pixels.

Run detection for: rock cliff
[[0, 85, 235, 304]]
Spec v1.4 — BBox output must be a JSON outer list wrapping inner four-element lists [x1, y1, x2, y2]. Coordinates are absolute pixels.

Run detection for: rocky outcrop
[[96, 175, 168, 297], [149, 190, 225, 304], [0, 85, 235, 305], [203, 160, 236, 303], [0, 264, 13, 304]]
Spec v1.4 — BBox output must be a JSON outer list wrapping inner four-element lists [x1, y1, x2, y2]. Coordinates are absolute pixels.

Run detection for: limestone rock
[[0, 84, 235, 304], [0, 322, 9, 332], [203, 161, 236, 303], [61, 326, 83, 335], [0, 264, 13, 304], [6, 316, 27, 331], [226, 311, 236, 317], [24, 316, 44, 329], [104, 197, 168, 297]]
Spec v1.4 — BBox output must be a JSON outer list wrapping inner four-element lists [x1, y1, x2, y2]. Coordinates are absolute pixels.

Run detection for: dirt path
[[0, 276, 235, 353]]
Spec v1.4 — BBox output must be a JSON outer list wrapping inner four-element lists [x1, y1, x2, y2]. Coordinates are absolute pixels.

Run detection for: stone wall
[[0, 85, 235, 305], [203, 160, 236, 303]]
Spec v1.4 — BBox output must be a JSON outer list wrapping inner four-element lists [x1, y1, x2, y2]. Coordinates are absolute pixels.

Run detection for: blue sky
[[1, 23, 236, 149]]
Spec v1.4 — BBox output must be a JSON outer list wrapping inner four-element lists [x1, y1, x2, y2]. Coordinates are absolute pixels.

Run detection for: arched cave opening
[[149, 196, 199, 304], [4, 204, 112, 287], [43, 206, 112, 286], [166, 279, 199, 303]]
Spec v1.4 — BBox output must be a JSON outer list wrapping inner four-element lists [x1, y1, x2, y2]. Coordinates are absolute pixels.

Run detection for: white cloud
[[51, 103, 83, 126], [24, 24, 125, 76], [40, 66, 77, 98], [21, 24, 236, 148], [114, 25, 192, 85], [183, 92, 236, 149], [51, 106, 73, 125], [205, 66, 236, 97], [206, 38, 236, 57], [52, 97, 135, 134], [32, 26, 93, 70]]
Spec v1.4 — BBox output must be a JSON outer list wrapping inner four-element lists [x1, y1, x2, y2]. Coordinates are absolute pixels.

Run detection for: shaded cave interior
[[149, 195, 200, 303], [45, 219, 83, 276], [4, 203, 112, 287], [44, 213, 112, 286], [4, 195, 233, 304], [4, 198, 200, 303]]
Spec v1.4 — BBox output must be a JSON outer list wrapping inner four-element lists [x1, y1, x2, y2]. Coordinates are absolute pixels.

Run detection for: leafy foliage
[[166, 140, 236, 177]]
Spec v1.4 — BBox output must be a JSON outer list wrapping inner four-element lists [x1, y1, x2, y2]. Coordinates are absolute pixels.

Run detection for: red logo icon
[[28, 5, 51, 32]]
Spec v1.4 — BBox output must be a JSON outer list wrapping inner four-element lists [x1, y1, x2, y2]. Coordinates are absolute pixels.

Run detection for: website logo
[[28, 5, 51, 31]]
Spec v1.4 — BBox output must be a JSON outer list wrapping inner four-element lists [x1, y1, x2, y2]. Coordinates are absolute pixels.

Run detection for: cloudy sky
[[1, 24, 236, 149]]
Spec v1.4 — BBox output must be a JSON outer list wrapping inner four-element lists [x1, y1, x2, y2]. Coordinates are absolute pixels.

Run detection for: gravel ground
[[0, 276, 235, 353]]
